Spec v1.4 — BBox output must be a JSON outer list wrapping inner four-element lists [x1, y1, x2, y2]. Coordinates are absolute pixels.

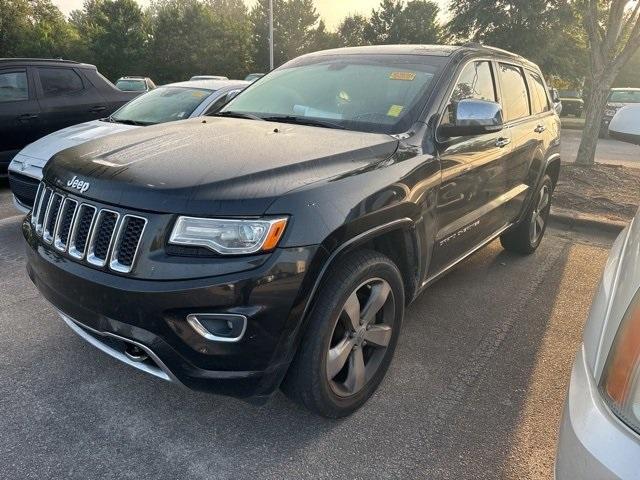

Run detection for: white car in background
[[8, 79, 248, 212], [555, 105, 640, 478]]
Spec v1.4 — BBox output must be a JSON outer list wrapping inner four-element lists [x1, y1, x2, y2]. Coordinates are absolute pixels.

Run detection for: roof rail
[[0, 58, 80, 64]]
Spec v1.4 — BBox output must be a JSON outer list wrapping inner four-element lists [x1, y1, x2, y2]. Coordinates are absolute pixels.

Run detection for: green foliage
[[0, 0, 79, 58], [448, 0, 587, 83], [249, 0, 335, 71], [147, 0, 252, 83], [337, 0, 442, 46], [70, 0, 148, 80], [615, 49, 640, 87]]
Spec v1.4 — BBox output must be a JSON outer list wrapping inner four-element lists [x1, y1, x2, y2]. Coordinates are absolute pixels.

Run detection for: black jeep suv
[[0, 58, 138, 176], [24, 45, 560, 417]]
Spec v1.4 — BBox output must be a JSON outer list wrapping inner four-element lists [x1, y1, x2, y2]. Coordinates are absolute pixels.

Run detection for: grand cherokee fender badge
[[67, 176, 90, 193]]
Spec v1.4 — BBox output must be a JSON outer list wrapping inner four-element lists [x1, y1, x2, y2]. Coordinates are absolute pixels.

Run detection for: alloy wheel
[[326, 278, 395, 397], [530, 183, 550, 245]]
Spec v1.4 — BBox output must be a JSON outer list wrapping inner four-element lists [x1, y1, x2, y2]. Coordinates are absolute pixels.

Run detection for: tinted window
[[498, 63, 530, 121], [0, 71, 28, 102], [527, 71, 550, 114], [38, 68, 84, 96], [110, 86, 213, 125], [222, 54, 447, 134], [441, 61, 496, 126], [608, 90, 640, 103], [116, 79, 147, 92], [452, 61, 496, 103]]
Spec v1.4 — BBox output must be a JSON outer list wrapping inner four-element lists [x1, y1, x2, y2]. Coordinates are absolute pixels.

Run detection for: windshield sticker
[[390, 72, 416, 81], [387, 105, 404, 117]]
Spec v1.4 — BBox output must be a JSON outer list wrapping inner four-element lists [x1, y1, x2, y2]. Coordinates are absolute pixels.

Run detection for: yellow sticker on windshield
[[387, 105, 404, 117], [192, 91, 206, 97], [390, 72, 416, 81]]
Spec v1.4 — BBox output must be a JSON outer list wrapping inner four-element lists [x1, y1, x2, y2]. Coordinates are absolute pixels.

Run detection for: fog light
[[186, 313, 247, 342]]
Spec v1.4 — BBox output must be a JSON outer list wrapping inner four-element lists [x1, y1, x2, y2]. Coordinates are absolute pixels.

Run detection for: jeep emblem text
[[67, 176, 90, 193]]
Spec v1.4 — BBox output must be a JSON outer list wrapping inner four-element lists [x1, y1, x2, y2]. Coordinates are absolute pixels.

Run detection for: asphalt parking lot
[[0, 179, 617, 480]]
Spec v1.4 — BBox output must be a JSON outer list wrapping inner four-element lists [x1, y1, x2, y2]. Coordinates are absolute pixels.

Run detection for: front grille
[[32, 183, 147, 274], [8, 171, 39, 208]]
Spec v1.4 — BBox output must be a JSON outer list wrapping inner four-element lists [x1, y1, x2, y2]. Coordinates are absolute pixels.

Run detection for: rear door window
[[527, 71, 550, 114], [0, 70, 29, 102], [37, 68, 84, 96], [497, 63, 530, 122]]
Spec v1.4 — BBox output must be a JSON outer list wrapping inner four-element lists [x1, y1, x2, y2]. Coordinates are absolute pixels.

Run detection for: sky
[[51, 0, 450, 29]]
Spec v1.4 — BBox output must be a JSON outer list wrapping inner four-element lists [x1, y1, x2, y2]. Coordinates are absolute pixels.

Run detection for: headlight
[[169, 216, 288, 255], [605, 107, 618, 117], [600, 288, 640, 434]]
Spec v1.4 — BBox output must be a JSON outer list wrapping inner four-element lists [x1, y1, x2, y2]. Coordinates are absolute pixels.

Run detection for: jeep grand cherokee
[[23, 45, 561, 418]]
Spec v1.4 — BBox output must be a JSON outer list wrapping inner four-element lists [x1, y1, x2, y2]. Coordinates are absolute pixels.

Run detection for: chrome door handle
[[534, 124, 546, 133], [495, 137, 511, 148]]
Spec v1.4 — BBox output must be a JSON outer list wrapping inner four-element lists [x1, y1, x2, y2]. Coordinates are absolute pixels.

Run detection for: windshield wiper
[[210, 111, 265, 121], [106, 117, 150, 126], [261, 115, 346, 130]]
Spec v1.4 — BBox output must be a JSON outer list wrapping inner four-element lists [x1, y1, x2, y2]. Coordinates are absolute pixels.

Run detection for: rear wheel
[[282, 250, 404, 418], [500, 175, 553, 254]]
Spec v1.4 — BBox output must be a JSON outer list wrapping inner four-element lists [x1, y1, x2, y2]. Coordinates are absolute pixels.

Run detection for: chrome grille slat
[[86, 210, 120, 267], [31, 183, 44, 227], [54, 198, 78, 252], [34, 184, 147, 274], [68, 204, 97, 260], [110, 215, 148, 273], [42, 193, 63, 243], [35, 188, 52, 235]]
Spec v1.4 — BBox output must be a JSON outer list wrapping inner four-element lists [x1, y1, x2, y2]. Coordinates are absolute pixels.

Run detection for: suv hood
[[44, 117, 399, 216], [14, 120, 138, 167]]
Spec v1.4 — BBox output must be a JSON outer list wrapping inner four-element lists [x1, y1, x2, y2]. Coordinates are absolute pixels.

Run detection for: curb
[[549, 208, 627, 234]]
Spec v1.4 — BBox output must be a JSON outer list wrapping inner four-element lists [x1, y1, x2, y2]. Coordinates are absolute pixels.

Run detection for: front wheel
[[500, 175, 553, 254], [281, 250, 404, 418]]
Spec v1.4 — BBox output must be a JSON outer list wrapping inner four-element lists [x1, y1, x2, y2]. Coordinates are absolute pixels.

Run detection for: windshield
[[110, 86, 213, 125], [222, 54, 447, 134], [609, 90, 640, 103], [559, 90, 580, 98], [116, 79, 147, 92]]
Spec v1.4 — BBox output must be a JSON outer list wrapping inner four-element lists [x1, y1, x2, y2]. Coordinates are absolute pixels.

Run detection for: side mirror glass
[[609, 105, 640, 145], [438, 98, 504, 138]]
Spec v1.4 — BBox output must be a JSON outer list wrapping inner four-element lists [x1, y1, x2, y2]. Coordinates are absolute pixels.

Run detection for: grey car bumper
[[555, 346, 640, 479]]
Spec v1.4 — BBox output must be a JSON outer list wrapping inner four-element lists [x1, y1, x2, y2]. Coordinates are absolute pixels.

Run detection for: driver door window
[[441, 61, 496, 127]]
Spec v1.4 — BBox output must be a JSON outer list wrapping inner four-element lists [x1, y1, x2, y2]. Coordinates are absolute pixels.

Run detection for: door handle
[[534, 124, 546, 133], [495, 137, 511, 148], [90, 105, 107, 113], [17, 113, 39, 121]]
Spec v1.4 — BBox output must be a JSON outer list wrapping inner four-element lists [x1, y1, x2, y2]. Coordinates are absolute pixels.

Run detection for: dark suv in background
[[24, 44, 561, 417], [0, 58, 139, 177]]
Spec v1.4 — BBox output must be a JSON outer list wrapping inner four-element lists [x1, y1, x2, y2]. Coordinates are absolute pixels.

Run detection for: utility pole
[[269, 0, 274, 71]]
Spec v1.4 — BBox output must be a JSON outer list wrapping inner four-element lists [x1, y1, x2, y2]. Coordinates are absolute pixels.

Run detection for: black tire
[[500, 175, 553, 255], [281, 249, 405, 418]]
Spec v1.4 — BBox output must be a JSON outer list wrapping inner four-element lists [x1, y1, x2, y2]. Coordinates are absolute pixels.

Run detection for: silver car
[[556, 108, 640, 478]]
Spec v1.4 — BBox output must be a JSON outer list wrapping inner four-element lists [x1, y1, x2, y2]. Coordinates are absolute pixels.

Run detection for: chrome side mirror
[[439, 98, 504, 137]]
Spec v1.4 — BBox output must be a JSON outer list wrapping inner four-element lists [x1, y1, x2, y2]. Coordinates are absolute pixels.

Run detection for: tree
[[250, 0, 325, 70], [448, 0, 586, 83], [394, 0, 443, 43], [70, 0, 148, 80], [576, 0, 640, 165], [0, 0, 79, 58], [337, 14, 370, 47], [364, 0, 405, 44]]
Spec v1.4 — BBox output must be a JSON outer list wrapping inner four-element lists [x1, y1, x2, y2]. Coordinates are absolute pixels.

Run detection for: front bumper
[[555, 346, 640, 479], [24, 217, 323, 400]]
